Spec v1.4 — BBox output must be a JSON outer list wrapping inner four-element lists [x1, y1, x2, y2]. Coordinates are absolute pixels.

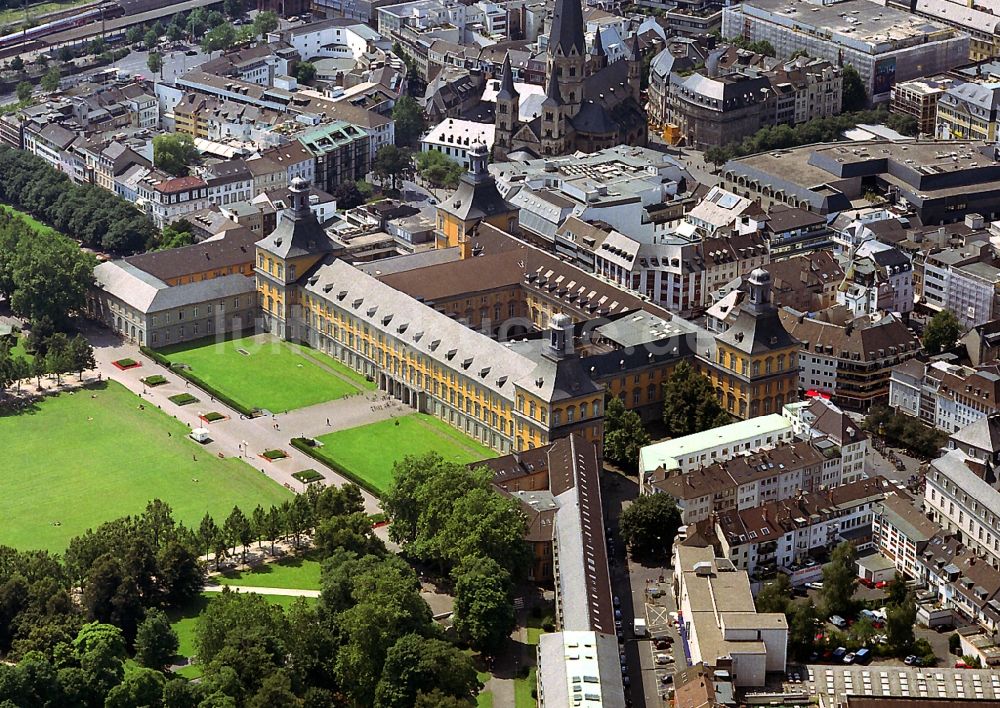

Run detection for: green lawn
[[168, 591, 316, 678], [311, 413, 496, 494], [216, 552, 322, 590], [9, 334, 33, 364], [158, 334, 369, 412], [0, 0, 95, 25], [0, 381, 292, 552], [287, 342, 376, 391], [0, 204, 58, 237], [514, 667, 537, 708]]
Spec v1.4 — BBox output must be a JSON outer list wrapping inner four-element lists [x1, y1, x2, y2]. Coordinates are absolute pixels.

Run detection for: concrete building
[[420, 118, 496, 168], [721, 0, 969, 103], [673, 544, 787, 687], [922, 240, 1000, 329], [890, 78, 952, 136], [639, 413, 794, 481], [295, 121, 371, 194], [536, 632, 625, 708], [873, 492, 943, 580], [836, 240, 914, 317], [136, 172, 211, 230]]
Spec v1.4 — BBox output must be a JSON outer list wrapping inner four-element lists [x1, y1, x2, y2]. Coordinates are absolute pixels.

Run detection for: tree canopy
[[842, 65, 867, 112], [415, 149, 464, 190], [820, 541, 858, 617], [603, 395, 649, 473], [923, 309, 962, 355], [392, 96, 427, 147], [661, 361, 729, 436], [619, 493, 681, 559], [153, 132, 199, 177], [373, 145, 414, 191]]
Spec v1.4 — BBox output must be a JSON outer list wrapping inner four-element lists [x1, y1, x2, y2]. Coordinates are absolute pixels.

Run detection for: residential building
[[201, 159, 254, 208], [647, 440, 831, 525], [638, 413, 795, 481], [779, 307, 920, 412], [721, 0, 969, 103], [784, 396, 870, 483], [700, 269, 800, 420], [963, 318, 1000, 367], [136, 172, 211, 229], [536, 632, 625, 708], [937, 82, 1000, 142], [714, 476, 894, 580], [873, 492, 943, 580], [762, 205, 831, 258], [296, 120, 371, 193], [890, 79, 951, 136], [420, 118, 496, 168], [673, 544, 787, 687], [836, 241, 914, 317]]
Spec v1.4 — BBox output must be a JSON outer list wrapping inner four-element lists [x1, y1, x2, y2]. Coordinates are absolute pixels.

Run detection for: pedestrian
[[326, 418, 330, 426], [193, 454, 197, 462]]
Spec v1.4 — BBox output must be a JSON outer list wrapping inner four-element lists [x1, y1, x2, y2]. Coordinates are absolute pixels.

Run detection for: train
[[0, 5, 106, 51]]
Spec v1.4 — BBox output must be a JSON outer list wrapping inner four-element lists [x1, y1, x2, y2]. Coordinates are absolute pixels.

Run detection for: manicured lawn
[[311, 413, 496, 494], [0, 381, 292, 552], [477, 691, 494, 707], [168, 591, 316, 677], [158, 334, 367, 412], [216, 552, 322, 590], [9, 334, 33, 364], [288, 342, 376, 391], [0, 204, 58, 237], [514, 667, 537, 708]]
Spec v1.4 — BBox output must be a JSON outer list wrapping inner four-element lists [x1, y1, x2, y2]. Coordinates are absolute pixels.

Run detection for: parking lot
[[784, 665, 1000, 703]]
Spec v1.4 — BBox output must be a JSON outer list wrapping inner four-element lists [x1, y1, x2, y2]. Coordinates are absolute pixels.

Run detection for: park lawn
[[312, 413, 496, 494], [0, 204, 58, 237], [158, 334, 361, 412], [514, 667, 537, 708], [287, 342, 376, 391], [9, 334, 33, 364], [0, 381, 291, 552], [168, 592, 316, 678], [216, 552, 322, 591], [477, 691, 494, 708]]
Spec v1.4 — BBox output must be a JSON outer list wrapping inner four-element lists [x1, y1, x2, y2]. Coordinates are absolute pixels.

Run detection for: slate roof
[[549, 0, 586, 56]]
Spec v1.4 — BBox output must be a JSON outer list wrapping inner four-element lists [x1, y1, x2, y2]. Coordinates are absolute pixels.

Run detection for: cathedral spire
[[593, 27, 605, 57], [549, 0, 585, 57], [629, 30, 641, 61], [497, 53, 516, 101]]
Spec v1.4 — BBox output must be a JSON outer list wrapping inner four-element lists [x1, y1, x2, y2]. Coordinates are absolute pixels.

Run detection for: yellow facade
[[164, 262, 254, 287], [436, 208, 517, 251], [703, 343, 799, 419]]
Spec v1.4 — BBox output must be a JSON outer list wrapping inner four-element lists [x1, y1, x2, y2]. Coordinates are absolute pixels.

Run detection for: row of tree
[[0, 147, 158, 255], [0, 330, 95, 393], [863, 404, 948, 459]]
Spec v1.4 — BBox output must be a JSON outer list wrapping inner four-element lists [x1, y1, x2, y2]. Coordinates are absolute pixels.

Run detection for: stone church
[[493, 0, 647, 159]]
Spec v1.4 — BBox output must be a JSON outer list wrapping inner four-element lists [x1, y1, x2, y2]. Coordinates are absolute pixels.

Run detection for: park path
[[202, 583, 321, 598], [81, 327, 409, 514]]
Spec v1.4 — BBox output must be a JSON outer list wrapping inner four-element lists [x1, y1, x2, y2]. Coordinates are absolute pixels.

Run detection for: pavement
[[82, 326, 407, 514], [204, 583, 321, 598]]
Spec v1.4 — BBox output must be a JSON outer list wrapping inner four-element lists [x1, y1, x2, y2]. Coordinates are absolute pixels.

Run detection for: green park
[[309, 412, 496, 494], [158, 334, 374, 412], [0, 381, 291, 551]]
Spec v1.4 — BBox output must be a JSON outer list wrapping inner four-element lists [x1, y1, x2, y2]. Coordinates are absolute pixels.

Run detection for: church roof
[[543, 68, 562, 107], [549, 0, 586, 56], [497, 53, 517, 101], [571, 101, 617, 134]]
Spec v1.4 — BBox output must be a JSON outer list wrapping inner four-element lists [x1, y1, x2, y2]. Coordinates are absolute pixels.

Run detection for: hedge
[[291, 437, 382, 498], [142, 374, 167, 386], [140, 345, 257, 418], [292, 469, 324, 484], [262, 449, 288, 461], [168, 393, 198, 406]]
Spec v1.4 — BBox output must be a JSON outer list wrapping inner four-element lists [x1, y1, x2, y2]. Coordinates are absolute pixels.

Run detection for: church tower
[[541, 69, 567, 156], [494, 53, 518, 161], [627, 31, 642, 103], [590, 27, 607, 75], [548, 0, 585, 114]]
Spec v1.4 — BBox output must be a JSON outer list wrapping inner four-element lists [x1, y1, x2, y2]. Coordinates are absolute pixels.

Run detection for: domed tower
[[494, 53, 519, 161], [547, 0, 585, 114]]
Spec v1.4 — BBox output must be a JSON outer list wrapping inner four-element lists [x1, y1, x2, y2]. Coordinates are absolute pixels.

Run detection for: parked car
[[654, 654, 670, 665], [655, 639, 670, 650], [660, 674, 673, 684], [955, 661, 970, 669], [843, 652, 856, 665], [805, 582, 823, 590], [830, 615, 848, 629], [904, 655, 917, 665], [875, 580, 888, 589], [855, 648, 872, 665], [613, 596, 621, 608], [832, 647, 848, 661]]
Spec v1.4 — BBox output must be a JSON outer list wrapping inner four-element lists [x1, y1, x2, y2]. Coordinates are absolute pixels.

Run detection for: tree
[[619, 493, 681, 559], [885, 572, 908, 607], [451, 555, 515, 654], [603, 395, 650, 473], [392, 96, 426, 147], [333, 182, 365, 209], [106, 668, 166, 708], [198, 513, 220, 559], [923, 309, 961, 355], [252, 10, 278, 36], [43, 332, 73, 384], [10, 56, 24, 72], [41, 67, 60, 93], [158, 219, 195, 250], [755, 574, 792, 614], [223, 506, 253, 565], [414, 149, 464, 191], [202, 22, 238, 53], [787, 600, 819, 659], [374, 634, 479, 707], [661, 361, 729, 437], [224, 0, 244, 17], [68, 335, 95, 379], [8, 231, 95, 331], [134, 608, 179, 670], [820, 541, 858, 617], [158, 540, 204, 605], [143, 27, 160, 49], [842, 65, 867, 112], [153, 132, 198, 177], [886, 593, 916, 652], [147, 52, 163, 78], [294, 61, 316, 84], [166, 20, 185, 42], [73, 622, 127, 699], [373, 145, 413, 191], [15, 82, 31, 103], [126, 25, 144, 45]]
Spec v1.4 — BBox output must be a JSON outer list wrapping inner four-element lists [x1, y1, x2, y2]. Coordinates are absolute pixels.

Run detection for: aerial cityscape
[[2, 0, 1000, 703]]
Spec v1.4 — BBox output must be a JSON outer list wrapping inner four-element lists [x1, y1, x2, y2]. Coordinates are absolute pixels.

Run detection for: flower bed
[[142, 374, 167, 387], [113, 358, 140, 370], [200, 411, 226, 423], [292, 469, 324, 484], [168, 393, 199, 406], [261, 449, 288, 461]]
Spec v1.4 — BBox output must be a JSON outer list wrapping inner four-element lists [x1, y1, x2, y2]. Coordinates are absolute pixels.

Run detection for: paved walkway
[[83, 328, 411, 514], [203, 583, 321, 598]]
